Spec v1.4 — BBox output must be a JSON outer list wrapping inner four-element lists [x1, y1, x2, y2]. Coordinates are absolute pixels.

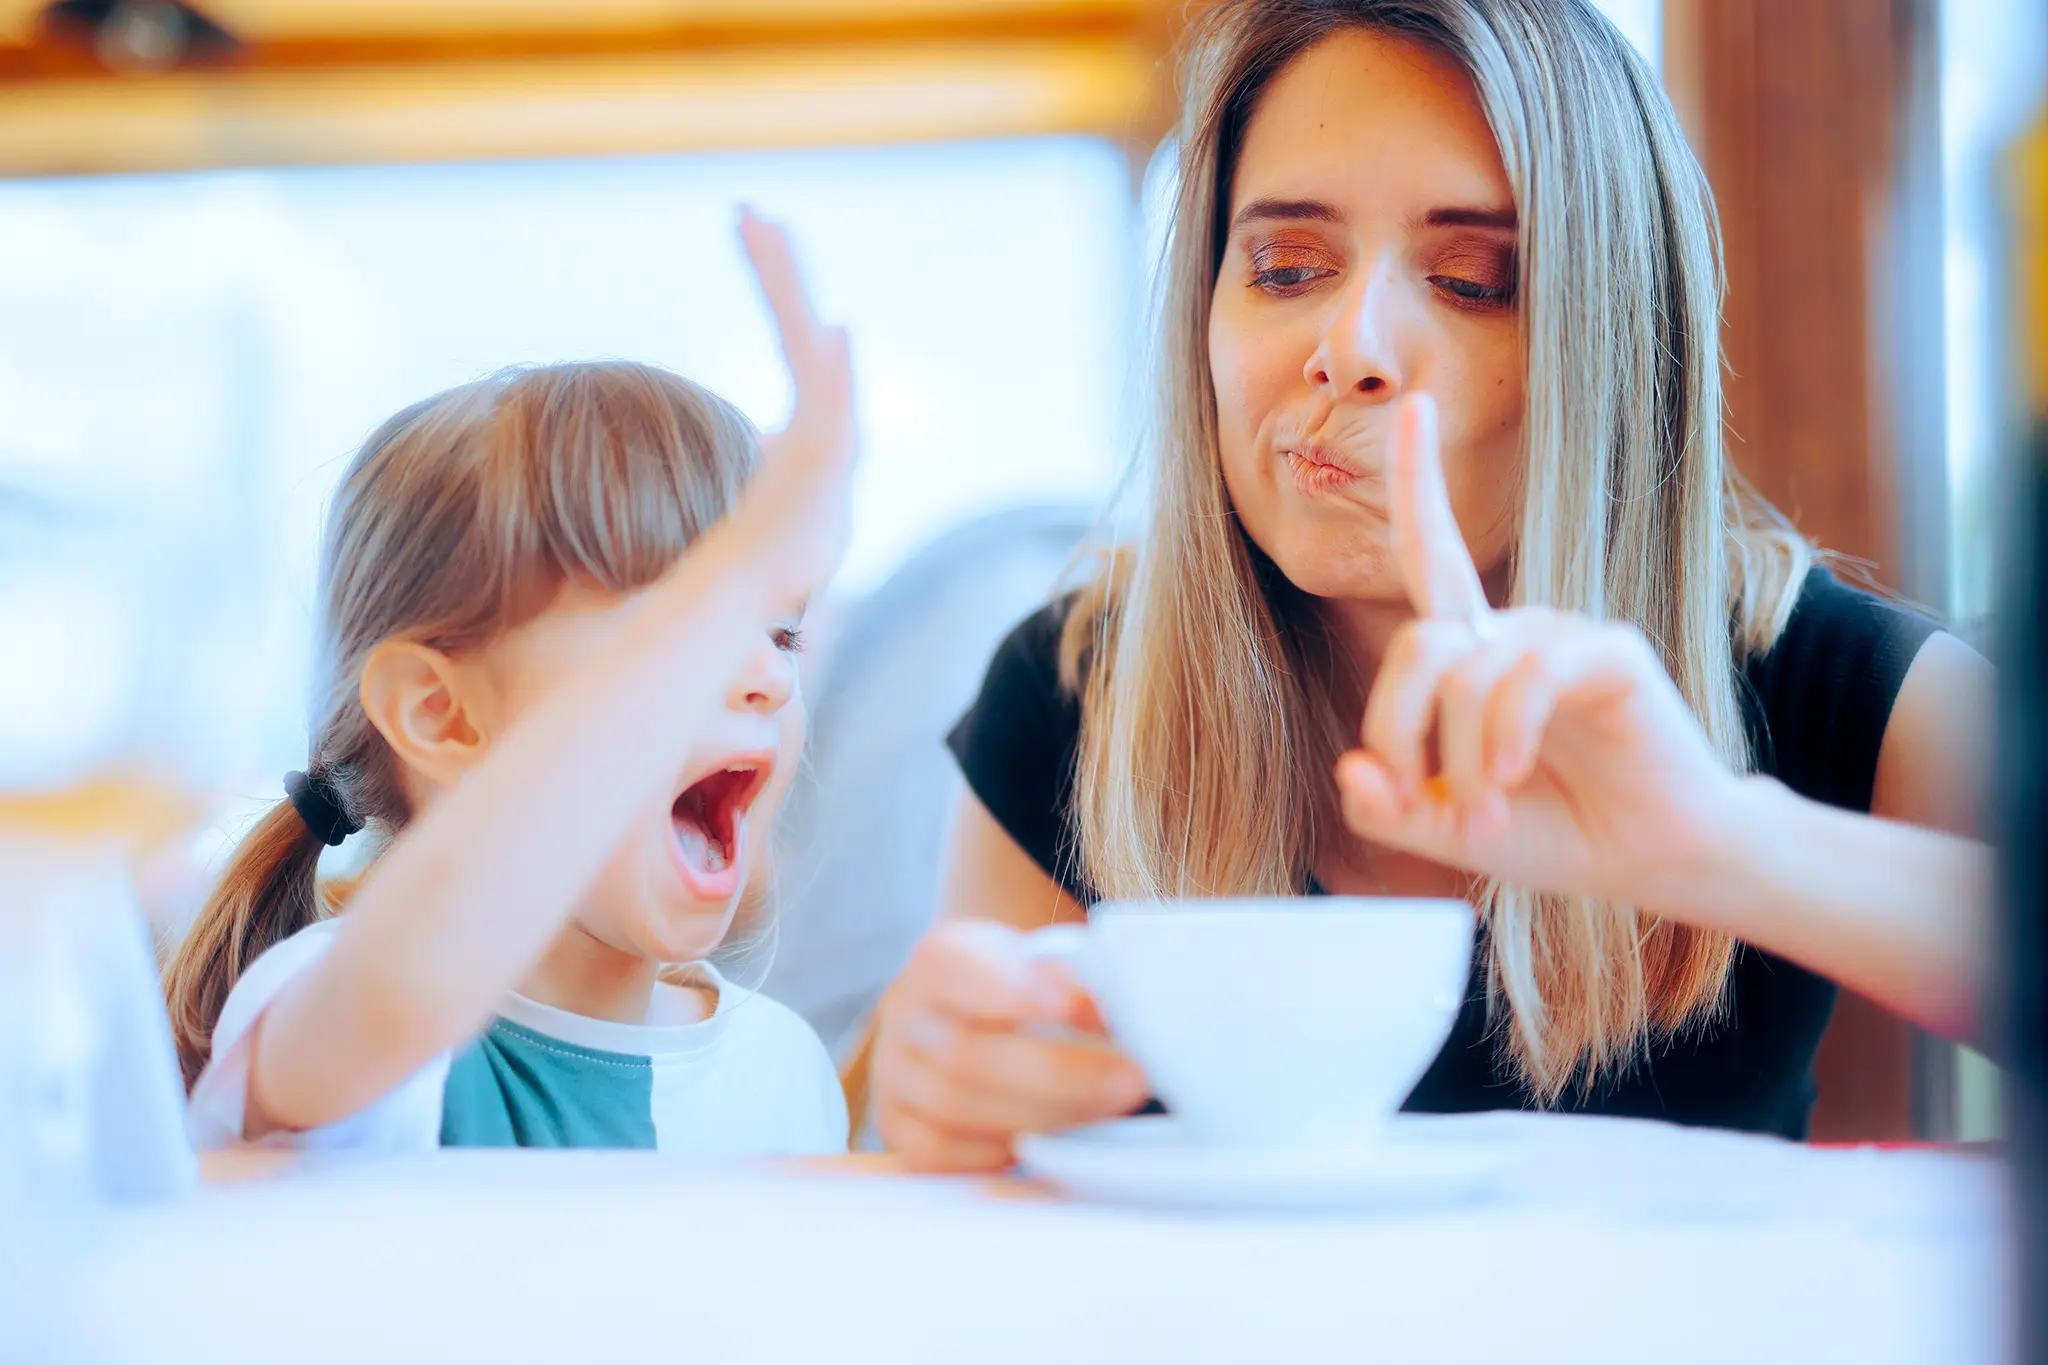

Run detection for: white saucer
[[1015, 1114, 1523, 1213]]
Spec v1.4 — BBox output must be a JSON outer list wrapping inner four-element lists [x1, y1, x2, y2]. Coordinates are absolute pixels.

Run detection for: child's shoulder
[[702, 973, 832, 1059], [190, 916, 452, 1153], [644, 970, 848, 1153]]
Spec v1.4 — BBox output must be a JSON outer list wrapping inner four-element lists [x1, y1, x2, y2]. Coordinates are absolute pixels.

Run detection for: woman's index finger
[[1390, 392, 1490, 623]]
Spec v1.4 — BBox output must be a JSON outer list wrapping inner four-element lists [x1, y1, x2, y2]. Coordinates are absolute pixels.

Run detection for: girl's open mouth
[[668, 759, 771, 901]]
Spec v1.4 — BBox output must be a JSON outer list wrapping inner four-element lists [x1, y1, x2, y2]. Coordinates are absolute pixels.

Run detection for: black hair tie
[[284, 770, 362, 847]]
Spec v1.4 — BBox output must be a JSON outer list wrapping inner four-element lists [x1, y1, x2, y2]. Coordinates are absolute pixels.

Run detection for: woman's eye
[[772, 626, 806, 654], [1429, 274, 1513, 307], [1252, 265, 1333, 295]]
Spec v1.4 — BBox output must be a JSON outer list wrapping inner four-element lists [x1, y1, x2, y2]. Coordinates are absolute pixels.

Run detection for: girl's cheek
[[747, 700, 806, 839], [778, 697, 807, 776]]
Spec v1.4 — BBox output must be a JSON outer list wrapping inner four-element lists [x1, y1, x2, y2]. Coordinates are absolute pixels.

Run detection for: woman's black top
[[945, 568, 1938, 1139]]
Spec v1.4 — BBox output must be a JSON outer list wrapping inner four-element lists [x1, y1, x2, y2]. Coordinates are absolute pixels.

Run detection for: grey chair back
[[756, 504, 1095, 1060]]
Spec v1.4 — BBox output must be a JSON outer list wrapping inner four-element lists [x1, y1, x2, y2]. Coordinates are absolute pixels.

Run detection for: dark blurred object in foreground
[[41, 0, 238, 73], [2009, 416, 2048, 1365], [2004, 115, 2048, 1365]]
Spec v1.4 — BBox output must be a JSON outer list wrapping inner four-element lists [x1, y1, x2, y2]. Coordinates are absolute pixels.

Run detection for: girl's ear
[[359, 641, 487, 789]]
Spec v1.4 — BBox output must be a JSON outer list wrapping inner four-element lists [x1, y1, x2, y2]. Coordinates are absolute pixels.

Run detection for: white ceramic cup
[[1030, 897, 1474, 1148]]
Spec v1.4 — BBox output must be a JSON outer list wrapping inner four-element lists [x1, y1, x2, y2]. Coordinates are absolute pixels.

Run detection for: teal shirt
[[440, 1018, 661, 1148]]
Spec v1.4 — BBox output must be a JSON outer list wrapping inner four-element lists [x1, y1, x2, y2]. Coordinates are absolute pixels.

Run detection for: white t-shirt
[[188, 919, 847, 1156]]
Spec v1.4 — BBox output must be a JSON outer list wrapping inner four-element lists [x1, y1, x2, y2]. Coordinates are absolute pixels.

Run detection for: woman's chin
[[1238, 510, 1401, 604], [1265, 545, 1404, 605]]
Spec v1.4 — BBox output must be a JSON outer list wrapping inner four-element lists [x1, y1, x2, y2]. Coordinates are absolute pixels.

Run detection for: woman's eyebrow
[[1229, 197, 1344, 232], [1229, 199, 1518, 232], [1419, 205, 1518, 230]]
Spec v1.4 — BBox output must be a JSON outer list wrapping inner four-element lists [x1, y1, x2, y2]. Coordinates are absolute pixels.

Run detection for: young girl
[[165, 213, 857, 1154]]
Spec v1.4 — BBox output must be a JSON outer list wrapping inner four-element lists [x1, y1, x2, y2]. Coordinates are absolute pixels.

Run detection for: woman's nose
[[1304, 269, 1404, 401], [730, 635, 797, 716]]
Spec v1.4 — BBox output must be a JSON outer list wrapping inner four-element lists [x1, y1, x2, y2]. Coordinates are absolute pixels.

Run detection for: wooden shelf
[[1, 0, 1157, 45], [0, 34, 1159, 175], [0, 0, 1187, 175]]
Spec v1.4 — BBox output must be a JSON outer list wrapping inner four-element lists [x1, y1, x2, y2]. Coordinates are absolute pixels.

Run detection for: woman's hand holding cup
[[871, 920, 1151, 1172]]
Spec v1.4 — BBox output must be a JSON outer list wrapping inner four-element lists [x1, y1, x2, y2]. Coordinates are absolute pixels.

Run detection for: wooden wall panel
[[1681, 0, 1900, 564]]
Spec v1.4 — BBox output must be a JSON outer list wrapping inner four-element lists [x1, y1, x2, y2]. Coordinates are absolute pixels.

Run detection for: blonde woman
[[868, 0, 1994, 1170]]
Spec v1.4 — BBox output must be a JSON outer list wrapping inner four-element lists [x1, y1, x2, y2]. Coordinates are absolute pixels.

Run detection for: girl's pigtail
[[162, 798, 330, 1090]]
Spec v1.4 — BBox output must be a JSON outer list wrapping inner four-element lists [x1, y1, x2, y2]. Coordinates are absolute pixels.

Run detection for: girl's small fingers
[[798, 328, 856, 451], [738, 209, 827, 373], [819, 326, 852, 392], [738, 209, 818, 330], [1362, 620, 1475, 795], [759, 340, 855, 516]]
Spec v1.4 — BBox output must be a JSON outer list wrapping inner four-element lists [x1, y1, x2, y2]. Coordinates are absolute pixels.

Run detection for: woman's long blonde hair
[[1066, 0, 1811, 1099], [162, 363, 757, 1089]]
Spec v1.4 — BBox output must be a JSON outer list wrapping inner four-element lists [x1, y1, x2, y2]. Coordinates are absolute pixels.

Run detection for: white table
[[18, 1113, 2008, 1365]]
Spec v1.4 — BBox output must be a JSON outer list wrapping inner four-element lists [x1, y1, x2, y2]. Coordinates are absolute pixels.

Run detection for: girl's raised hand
[[1335, 394, 1744, 918], [719, 208, 858, 601]]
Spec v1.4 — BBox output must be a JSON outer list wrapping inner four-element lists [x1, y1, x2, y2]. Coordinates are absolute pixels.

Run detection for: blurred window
[[1594, 0, 1660, 75], [1940, 0, 2047, 1141], [0, 138, 1139, 795], [1943, 0, 2048, 621]]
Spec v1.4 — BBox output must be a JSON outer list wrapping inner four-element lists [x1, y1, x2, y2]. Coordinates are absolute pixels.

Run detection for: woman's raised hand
[[1335, 394, 1744, 918], [715, 209, 858, 602]]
